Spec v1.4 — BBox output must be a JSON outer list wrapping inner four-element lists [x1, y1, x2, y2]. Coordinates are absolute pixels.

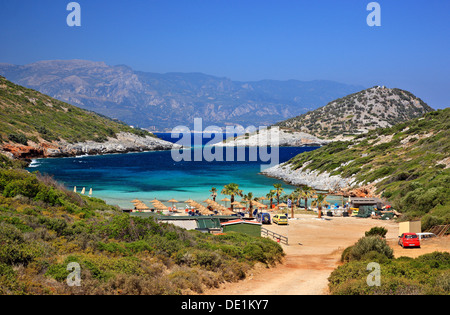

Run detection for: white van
[[416, 232, 437, 240]]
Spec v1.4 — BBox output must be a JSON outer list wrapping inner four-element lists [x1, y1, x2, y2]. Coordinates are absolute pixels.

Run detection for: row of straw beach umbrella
[[131, 196, 281, 214]]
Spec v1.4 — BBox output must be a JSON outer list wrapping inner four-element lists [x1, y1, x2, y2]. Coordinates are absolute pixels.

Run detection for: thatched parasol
[[134, 204, 150, 211], [231, 201, 244, 209], [166, 199, 179, 212]]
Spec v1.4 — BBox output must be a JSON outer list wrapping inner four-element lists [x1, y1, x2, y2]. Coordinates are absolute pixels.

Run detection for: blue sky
[[0, 0, 448, 109]]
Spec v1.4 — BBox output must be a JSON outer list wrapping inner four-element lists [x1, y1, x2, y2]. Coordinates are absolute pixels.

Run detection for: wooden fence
[[427, 224, 450, 237], [261, 227, 288, 245]]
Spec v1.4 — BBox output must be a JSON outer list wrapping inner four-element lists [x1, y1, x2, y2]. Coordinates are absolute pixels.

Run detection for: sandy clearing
[[204, 214, 449, 295]]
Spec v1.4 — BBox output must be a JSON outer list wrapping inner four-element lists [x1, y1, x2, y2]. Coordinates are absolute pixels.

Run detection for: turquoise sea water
[[27, 134, 340, 209]]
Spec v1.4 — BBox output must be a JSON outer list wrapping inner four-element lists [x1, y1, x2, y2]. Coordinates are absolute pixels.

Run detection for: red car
[[398, 233, 421, 248]]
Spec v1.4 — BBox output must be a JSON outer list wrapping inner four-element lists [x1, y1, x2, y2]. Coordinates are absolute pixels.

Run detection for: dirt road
[[204, 214, 449, 295]]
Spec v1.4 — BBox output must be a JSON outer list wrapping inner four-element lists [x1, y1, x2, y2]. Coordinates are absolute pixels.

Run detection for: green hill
[[286, 108, 450, 227], [275, 86, 433, 139], [0, 75, 153, 146]]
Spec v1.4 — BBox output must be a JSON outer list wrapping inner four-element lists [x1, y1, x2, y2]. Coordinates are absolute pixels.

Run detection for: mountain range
[[0, 60, 365, 131]]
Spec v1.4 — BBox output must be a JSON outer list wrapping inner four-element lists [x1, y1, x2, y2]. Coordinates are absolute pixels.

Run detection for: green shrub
[[0, 222, 24, 243], [416, 252, 450, 269], [38, 216, 68, 235], [436, 270, 450, 292], [365, 227, 388, 238], [343, 236, 393, 262], [0, 240, 45, 265], [45, 263, 70, 282], [0, 262, 18, 294], [7, 133, 28, 145]]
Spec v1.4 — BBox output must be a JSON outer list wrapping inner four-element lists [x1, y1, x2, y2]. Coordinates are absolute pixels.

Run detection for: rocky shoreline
[[1, 132, 180, 161], [261, 162, 356, 191], [213, 128, 331, 147]]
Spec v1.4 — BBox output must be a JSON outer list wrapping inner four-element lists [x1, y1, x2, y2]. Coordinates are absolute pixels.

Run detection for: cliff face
[[1, 132, 178, 160]]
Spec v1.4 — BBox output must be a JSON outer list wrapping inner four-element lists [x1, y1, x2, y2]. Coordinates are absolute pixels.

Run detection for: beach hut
[[399, 221, 422, 236], [221, 219, 262, 237]]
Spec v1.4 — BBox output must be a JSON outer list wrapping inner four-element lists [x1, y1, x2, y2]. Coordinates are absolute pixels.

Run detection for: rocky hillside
[[275, 86, 433, 139], [264, 108, 450, 224], [0, 76, 177, 159], [0, 60, 364, 130], [213, 128, 331, 147]]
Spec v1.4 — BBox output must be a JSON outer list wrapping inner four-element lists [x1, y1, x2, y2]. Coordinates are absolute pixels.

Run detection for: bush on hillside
[[341, 236, 393, 263], [365, 226, 388, 238]]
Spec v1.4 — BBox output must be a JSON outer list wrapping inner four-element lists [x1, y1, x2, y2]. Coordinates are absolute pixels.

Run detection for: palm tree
[[294, 187, 303, 207], [273, 183, 284, 206], [303, 186, 316, 210], [266, 191, 275, 210], [312, 193, 327, 219], [243, 192, 256, 218], [221, 183, 243, 212], [288, 191, 299, 219], [210, 187, 217, 201]]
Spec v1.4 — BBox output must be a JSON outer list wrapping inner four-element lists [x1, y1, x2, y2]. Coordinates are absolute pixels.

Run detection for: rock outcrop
[[1, 132, 180, 160], [213, 128, 331, 147], [261, 162, 356, 191]]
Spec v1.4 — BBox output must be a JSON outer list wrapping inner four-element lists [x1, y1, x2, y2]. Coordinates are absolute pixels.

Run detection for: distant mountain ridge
[[275, 86, 434, 139], [0, 60, 365, 131]]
